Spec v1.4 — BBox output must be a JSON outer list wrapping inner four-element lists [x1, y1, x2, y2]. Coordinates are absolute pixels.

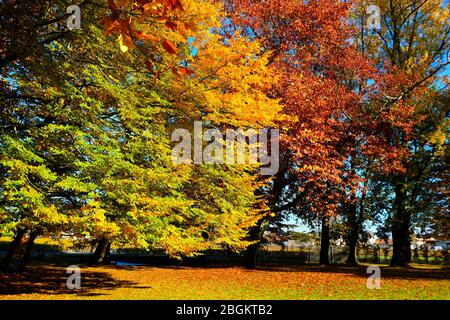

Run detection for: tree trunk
[[104, 241, 111, 262], [225, 244, 234, 263], [320, 217, 330, 265], [244, 220, 265, 268], [391, 223, 411, 266], [92, 238, 111, 264], [18, 231, 38, 271], [1, 228, 27, 273], [346, 235, 358, 265], [391, 183, 412, 266], [244, 243, 259, 268], [346, 202, 359, 265]]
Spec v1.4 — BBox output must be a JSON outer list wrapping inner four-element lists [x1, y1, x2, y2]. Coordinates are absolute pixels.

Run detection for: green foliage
[[0, 0, 279, 260]]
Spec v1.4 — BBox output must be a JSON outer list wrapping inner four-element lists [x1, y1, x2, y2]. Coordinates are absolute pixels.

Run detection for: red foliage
[[227, 0, 421, 216]]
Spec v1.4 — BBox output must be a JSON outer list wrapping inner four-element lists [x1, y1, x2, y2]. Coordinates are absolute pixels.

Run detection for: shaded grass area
[[1, 262, 449, 300]]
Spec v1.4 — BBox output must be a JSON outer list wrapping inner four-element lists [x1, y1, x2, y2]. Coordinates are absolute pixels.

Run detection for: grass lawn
[[0, 263, 449, 300]]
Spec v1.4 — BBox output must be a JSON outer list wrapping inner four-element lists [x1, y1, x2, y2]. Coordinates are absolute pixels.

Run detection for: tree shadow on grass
[[0, 263, 141, 297], [149, 258, 450, 280]]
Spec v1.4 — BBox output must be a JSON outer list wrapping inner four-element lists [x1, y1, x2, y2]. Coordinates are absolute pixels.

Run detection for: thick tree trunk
[[104, 241, 111, 262], [92, 238, 111, 264], [1, 228, 27, 273], [320, 217, 330, 265], [391, 222, 411, 266], [18, 231, 38, 271], [244, 243, 259, 268], [391, 226, 411, 266], [346, 235, 358, 265], [391, 183, 412, 266], [243, 220, 265, 268]]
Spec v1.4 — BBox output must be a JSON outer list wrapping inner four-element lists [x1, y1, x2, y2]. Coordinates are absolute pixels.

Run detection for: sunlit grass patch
[[1, 264, 448, 300]]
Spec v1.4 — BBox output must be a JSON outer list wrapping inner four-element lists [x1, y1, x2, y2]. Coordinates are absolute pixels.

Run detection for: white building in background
[[410, 238, 450, 250], [432, 240, 450, 250]]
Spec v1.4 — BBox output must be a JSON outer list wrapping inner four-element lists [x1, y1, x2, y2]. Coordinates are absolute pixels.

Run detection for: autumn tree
[[1, 0, 281, 270], [226, 0, 379, 266], [352, 0, 450, 266], [0, 0, 104, 271]]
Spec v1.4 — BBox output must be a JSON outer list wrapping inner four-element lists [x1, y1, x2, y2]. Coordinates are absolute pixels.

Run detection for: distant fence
[[194, 244, 449, 265], [149, 245, 353, 265], [257, 245, 349, 264], [356, 245, 449, 265]]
